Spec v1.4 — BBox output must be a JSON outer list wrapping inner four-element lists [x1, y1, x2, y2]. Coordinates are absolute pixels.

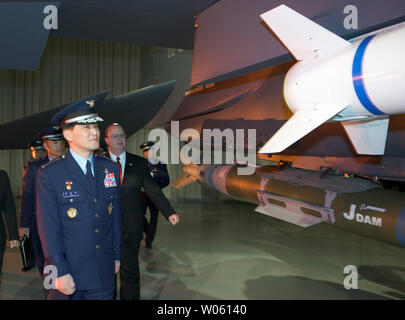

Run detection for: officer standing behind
[[19, 129, 66, 275], [0, 170, 19, 274], [28, 139, 47, 160], [36, 96, 122, 300], [140, 141, 170, 248], [19, 139, 47, 271]]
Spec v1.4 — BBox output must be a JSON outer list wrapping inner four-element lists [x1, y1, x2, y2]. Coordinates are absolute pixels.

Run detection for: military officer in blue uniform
[[20, 139, 46, 271], [19, 129, 66, 274], [140, 141, 171, 248], [28, 139, 47, 160], [36, 95, 122, 300]]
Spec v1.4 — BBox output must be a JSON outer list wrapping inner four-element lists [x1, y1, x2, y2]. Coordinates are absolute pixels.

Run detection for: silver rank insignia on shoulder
[[67, 208, 77, 218]]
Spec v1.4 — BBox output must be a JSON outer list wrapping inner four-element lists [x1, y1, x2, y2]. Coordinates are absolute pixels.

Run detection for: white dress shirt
[[70, 149, 94, 176]]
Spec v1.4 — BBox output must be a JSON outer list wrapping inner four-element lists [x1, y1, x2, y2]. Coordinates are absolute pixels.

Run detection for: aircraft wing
[[98, 81, 176, 138], [0, 81, 175, 149], [0, 92, 110, 150], [0, 2, 60, 71]]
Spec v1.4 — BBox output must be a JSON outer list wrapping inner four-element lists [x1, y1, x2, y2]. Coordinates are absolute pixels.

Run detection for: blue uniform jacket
[[36, 151, 122, 290], [20, 158, 48, 228], [148, 161, 170, 189]]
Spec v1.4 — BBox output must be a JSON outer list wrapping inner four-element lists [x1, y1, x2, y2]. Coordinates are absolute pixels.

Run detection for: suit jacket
[[20, 158, 48, 228], [36, 150, 122, 290], [0, 170, 18, 242], [112, 152, 175, 243]]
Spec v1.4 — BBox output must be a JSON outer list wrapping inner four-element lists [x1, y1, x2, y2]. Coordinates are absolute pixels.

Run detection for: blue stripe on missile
[[352, 35, 385, 116], [396, 207, 405, 248]]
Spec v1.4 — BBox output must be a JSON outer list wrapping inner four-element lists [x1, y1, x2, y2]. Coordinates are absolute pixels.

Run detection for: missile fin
[[260, 5, 350, 60], [341, 117, 389, 155], [255, 205, 322, 227], [259, 103, 348, 154], [171, 172, 197, 189]]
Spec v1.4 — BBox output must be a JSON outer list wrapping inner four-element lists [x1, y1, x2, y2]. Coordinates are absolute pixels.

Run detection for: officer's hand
[[9, 240, 20, 248], [18, 227, 30, 238], [115, 260, 120, 274], [168, 214, 179, 226], [55, 274, 76, 296]]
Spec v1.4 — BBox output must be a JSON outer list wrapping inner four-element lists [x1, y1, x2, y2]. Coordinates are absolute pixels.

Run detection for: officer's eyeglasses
[[109, 134, 126, 140]]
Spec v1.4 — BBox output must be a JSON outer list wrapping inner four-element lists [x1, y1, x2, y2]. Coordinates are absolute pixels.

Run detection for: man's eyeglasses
[[109, 134, 126, 140]]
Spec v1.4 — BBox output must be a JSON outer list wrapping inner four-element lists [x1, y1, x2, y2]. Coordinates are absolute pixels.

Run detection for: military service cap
[[38, 127, 64, 141], [140, 141, 155, 152], [28, 139, 45, 151], [52, 93, 107, 128]]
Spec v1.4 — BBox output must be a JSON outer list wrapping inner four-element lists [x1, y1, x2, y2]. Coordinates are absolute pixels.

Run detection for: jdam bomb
[[173, 162, 405, 248]]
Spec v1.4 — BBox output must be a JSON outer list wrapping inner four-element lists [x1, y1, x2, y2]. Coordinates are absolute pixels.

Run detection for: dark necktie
[[116, 156, 123, 185], [86, 160, 95, 190]]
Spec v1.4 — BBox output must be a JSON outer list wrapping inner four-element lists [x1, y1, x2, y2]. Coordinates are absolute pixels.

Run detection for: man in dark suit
[[19, 128, 66, 275], [139, 141, 170, 248], [0, 170, 19, 274], [36, 95, 122, 300], [104, 123, 179, 300]]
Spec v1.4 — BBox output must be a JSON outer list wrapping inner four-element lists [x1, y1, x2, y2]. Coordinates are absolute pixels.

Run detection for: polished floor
[[1, 200, 405, 300]]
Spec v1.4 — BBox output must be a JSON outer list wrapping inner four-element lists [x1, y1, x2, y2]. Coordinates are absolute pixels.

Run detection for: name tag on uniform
[[63, 191, 80, 198], [104, 173, 117, 188]]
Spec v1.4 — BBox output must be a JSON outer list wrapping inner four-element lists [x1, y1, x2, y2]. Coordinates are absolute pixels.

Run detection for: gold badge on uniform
[[65, 181, 73, 190], [108, 203, 113, 215], [67, 208, 77, 218], [86, 99, 95, 108]]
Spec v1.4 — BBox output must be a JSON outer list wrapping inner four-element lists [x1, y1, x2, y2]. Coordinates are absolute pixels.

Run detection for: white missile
[[258, 5, 405, 155]]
